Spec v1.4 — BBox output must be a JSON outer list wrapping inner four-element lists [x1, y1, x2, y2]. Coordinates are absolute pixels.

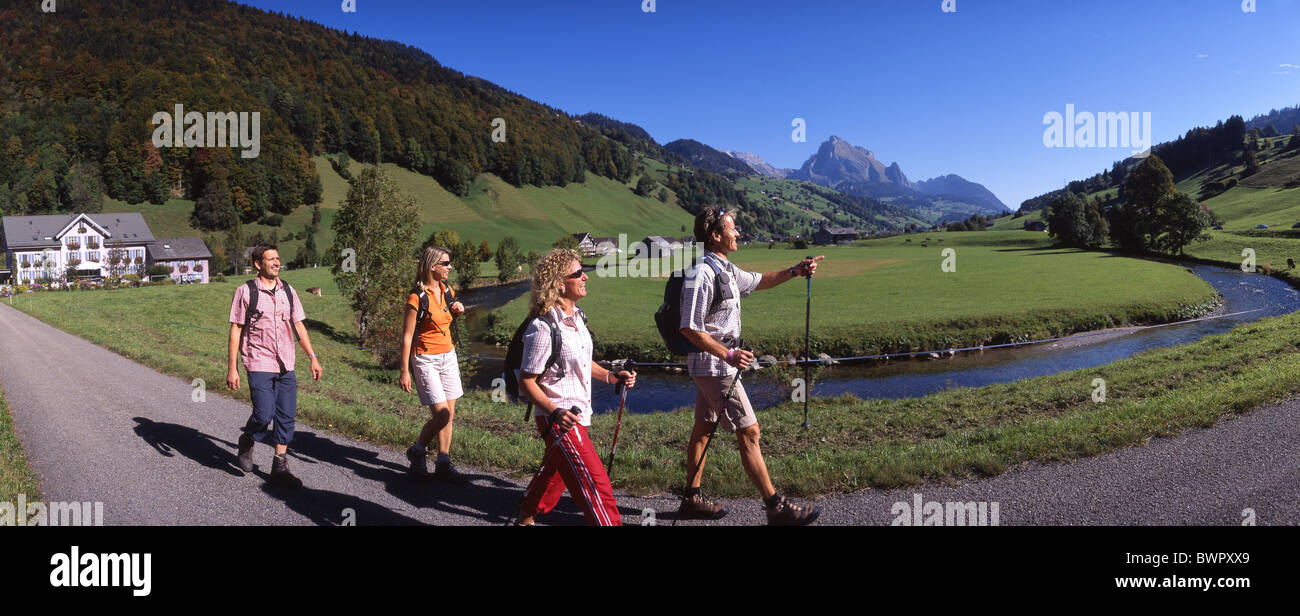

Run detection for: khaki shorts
[[411, 350, 463, 406], [693, 374, 757, 433]]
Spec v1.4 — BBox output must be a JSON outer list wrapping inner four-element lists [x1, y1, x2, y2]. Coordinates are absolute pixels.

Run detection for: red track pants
[[520, 417, 622, 526]]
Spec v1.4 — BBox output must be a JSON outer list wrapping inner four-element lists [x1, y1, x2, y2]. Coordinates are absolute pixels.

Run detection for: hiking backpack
[[239, 278, 300, 355], [503, 307, 588, 421], [654, 255, 732, 355]]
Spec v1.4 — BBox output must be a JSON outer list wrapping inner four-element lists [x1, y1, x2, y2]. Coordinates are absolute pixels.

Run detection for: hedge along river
[[466, 264, 1300, 414]]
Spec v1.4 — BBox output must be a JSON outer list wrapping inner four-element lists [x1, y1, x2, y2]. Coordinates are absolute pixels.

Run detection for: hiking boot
[[236, 434, 256, 473], [406, 446, 431, 481], [432, 459, 468, 484], [765, 495, 820, 526], [677, 493, 729, 520], [269, 454, 303, 489]]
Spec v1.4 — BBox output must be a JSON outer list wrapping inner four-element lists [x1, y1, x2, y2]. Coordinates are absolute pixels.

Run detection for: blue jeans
[[243, 370, 298, 446]]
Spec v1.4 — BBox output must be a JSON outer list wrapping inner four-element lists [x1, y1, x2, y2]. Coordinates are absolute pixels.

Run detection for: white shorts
[[411, 350, 463, 406]]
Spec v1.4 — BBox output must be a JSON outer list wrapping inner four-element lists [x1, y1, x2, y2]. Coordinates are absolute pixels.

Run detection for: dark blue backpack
[[654, 255, 732, 355]]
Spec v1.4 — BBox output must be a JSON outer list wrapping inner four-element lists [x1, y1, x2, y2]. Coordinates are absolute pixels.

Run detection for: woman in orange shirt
[[399, 245, 467, 483]]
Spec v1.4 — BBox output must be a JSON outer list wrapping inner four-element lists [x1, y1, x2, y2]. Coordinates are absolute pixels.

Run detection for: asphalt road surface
[[2, 302, 1297, 526]]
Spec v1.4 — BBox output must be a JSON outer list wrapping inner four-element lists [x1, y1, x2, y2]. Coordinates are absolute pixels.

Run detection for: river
[[470, 264, 1300, 414]]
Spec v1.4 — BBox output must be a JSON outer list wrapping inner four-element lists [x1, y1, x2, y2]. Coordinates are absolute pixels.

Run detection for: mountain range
[[720, 136, 1010, 222]]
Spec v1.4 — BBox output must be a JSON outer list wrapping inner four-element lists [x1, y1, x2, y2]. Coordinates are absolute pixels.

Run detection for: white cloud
[[1281, 63, 1300, 69], [1195, 53, 1209, 58]]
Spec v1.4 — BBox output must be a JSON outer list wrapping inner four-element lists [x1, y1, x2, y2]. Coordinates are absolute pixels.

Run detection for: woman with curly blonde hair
[[515, 248, 635, 525], [399, 244, 467, 483]]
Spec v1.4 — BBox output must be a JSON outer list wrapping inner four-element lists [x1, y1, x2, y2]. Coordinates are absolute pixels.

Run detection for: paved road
[[2, 301, 1297, 526]]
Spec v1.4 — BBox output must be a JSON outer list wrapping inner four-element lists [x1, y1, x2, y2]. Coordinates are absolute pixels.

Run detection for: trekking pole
[[802, 256, 813, 430], [674, 345, 749, 526], [508, 409, 567, 525], [606, 359, 635, 479]]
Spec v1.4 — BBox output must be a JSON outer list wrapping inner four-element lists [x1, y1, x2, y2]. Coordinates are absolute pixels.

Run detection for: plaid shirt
[[229, 279, 306, 373], [681, 251, 761, 377], [521, 306, 594, 426]]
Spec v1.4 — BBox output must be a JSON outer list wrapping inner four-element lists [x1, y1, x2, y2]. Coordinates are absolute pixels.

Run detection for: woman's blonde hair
[[414, 245, 450, 292], [529, 248, 581, 316]]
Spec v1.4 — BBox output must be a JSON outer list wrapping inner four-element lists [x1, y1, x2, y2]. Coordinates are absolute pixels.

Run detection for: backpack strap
[[699, 254, 733, 306], [239, 279, 260, 356], [540, 310, 566, 379], [282, 280, 300, 343], [412, 285, 431, 325]]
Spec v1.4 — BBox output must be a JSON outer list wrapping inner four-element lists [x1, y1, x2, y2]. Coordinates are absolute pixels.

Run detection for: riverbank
[[484, 234, 1222, 361]]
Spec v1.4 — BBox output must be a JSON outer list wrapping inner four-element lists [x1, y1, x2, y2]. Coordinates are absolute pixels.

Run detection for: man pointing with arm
[[678, 207, 824, 525]]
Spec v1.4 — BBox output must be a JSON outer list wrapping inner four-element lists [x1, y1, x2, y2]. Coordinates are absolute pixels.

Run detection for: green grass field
[[487, 230, 1219, 359], [0, 378, 42, 503], [9, 261, 1300, 496], [110, 156, 696, 265]]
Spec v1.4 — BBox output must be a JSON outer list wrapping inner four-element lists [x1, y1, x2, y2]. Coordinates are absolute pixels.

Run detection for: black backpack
[[240, 278, 299, 355], [654, 255, 731, 355], [409, 282, 457, 362], [503, 307, 587, 421]]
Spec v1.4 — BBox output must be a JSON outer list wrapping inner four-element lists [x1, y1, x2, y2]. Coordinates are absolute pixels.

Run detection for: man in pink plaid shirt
[[227, 244, 322, 488]]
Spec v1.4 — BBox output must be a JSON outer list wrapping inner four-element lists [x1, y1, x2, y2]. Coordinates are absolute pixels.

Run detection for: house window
[[88, 251, 100, 262]]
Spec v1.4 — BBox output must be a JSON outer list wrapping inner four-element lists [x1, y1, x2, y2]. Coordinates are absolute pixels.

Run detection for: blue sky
[[240, 0, 1300, 209]]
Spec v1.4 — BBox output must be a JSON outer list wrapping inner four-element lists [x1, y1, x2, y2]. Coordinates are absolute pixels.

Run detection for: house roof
[[2, 213, 155, 250], [819, 227, 858, 235], [147, 237, 212, 261], [643, 235, 674, 245]]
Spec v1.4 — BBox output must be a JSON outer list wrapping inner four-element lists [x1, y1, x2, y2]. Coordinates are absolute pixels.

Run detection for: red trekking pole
[[606, 360, 635, 478]]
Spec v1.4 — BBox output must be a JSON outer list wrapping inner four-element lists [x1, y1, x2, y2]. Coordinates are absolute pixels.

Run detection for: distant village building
[[812, 227, 859, 245], [1, 213, 155, 284], [591, 236, 619, 256], [571, 232, 598, 257], [147, 237, 213, 284], [1023, 220, 1047, 232], [0, 212, 217, 285], [638, 235, 675, 257]]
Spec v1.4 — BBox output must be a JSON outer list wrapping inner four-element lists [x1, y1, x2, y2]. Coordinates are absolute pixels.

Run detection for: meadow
[[487, 230, 1220, 359]]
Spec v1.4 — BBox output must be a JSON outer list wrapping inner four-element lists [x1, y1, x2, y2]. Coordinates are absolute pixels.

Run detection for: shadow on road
[[132, 417, 243, 477], [258, 482, 425, 526], [129, 417, 649, 526]]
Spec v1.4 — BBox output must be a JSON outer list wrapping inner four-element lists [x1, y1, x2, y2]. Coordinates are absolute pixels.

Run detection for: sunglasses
[[433, 260, 451, 267], [710, 208, 731, 234], [566, 269, 585, 279]]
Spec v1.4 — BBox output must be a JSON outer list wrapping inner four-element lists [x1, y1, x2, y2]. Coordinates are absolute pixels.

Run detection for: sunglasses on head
[[710, 208, 730, 233]]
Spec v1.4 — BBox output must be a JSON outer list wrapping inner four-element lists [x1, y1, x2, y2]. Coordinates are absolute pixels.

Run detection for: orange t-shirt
[[407, 282, 456, 355]]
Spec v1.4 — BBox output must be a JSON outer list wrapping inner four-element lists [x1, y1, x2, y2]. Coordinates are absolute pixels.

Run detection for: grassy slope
[[487, 230, 1218, 358], [112, 156, 695, 265], [10, 261, 1300, 496], [0, 379, 42, 502]]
